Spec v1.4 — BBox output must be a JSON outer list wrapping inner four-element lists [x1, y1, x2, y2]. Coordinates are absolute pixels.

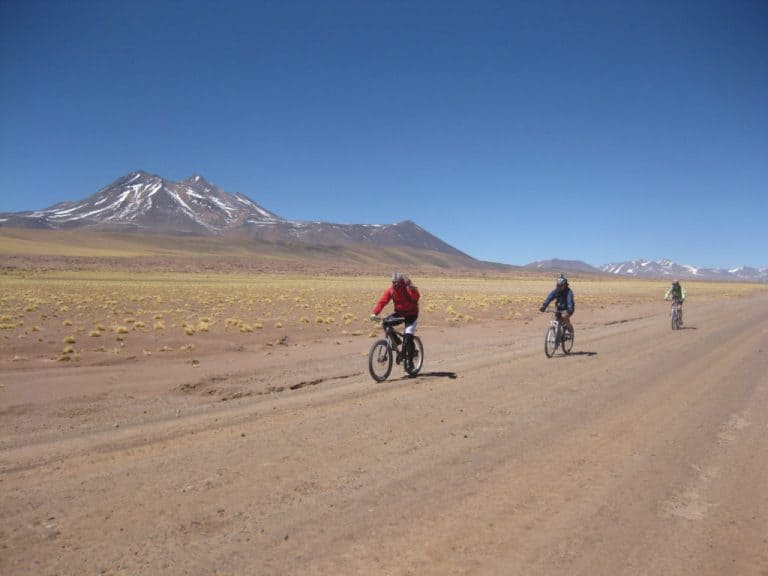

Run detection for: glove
[[370, 314, 377, 321], [539, 306, 546, 312]]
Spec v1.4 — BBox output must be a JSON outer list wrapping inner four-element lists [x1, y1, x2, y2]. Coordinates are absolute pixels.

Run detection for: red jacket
[[373, 283, 420, 316]]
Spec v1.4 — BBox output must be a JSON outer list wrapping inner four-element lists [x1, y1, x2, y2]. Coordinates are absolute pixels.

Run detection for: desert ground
[[1, 269, 767, 575]]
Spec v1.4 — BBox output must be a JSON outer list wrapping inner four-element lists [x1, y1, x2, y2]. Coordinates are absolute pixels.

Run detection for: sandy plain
[[1, 269, 767, 575]]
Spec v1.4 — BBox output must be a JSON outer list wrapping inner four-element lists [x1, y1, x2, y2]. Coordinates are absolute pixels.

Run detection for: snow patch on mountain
[[602, 259, 767, 282]]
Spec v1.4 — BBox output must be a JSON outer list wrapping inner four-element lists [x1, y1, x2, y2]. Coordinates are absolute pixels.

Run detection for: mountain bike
[[368, 316, 424, 382], [670, 299, 683, 330], [544, 310, 574, 358]]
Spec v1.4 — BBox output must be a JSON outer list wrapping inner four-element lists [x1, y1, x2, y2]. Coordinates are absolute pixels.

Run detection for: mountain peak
[[184, 174, 213, 186]]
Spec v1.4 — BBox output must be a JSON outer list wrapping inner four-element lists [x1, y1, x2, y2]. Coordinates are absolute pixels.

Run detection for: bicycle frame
[[382, 318, 406, 351], [550, 311, 564, 342]]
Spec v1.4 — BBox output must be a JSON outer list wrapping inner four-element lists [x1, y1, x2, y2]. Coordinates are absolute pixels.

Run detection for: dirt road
[[2, 294, 767, 575]]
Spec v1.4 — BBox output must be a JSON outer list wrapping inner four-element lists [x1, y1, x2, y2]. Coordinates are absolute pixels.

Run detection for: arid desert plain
[[2, 258, 767, 575]]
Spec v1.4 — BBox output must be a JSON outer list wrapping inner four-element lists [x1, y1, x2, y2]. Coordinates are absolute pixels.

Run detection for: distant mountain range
[[601, 259, 768, 282], [527, 258, 767, 282], [524, 259, 602, 274], [0, 170, 476, 264]]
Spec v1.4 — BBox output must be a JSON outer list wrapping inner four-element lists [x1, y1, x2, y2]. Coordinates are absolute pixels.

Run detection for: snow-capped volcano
[[6, 171, 281, 233], [0, 171, 474, 259]]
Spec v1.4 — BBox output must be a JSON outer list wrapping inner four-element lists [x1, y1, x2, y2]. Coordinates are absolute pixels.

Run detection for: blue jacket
[[543, 287, 574, 313]]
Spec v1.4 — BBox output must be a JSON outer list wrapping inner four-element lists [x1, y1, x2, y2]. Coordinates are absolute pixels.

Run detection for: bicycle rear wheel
[[544, 326, 557, 358], [368, 339, 393, 382], [405, 336, 424, 376], [562, 325, 574, 354]]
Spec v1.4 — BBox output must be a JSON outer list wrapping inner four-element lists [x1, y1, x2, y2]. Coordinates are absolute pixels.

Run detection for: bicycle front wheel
[[368, 339, 393, 382], [562, 325, 574, 354], [544, 326, 557, 358], [405, 336, 424, 376], [671, 310, 678, 330]]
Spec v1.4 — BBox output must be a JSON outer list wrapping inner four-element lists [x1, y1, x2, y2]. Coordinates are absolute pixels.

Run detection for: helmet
[[392, 272, 405, 286], [556, 274, 568, 287]]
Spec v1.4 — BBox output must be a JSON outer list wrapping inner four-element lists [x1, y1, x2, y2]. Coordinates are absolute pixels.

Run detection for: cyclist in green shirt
[[664, 280, 687, 325]]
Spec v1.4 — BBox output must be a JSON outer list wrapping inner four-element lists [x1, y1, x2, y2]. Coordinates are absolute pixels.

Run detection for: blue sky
[[1, 0, 766, 268]]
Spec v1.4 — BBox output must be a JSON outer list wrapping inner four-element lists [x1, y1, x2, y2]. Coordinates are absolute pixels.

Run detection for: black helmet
[[556, 274, 568, 287]]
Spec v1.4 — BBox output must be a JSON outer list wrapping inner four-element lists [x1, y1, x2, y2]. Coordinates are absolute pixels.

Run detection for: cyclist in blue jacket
[[539, 274, 575, 332]]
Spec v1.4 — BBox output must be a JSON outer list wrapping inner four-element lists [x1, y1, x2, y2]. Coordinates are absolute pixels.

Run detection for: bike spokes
[[562, 326, 574, 354], [544, 326, 557, 358], [405, 336, 424, 376], [368, 340, 393, 382]]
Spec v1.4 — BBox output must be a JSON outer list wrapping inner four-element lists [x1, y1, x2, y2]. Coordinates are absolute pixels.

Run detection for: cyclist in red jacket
[[371, 272, 420, 368]]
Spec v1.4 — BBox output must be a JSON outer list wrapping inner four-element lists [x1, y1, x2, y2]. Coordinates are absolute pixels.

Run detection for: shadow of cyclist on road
[[399, 371, 458, 380]]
